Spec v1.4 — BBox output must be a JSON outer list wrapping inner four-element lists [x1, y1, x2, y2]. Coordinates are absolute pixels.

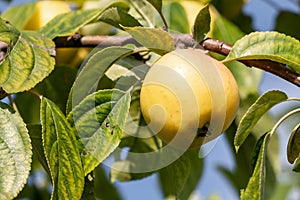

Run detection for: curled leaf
[[235, 90, 288, 149], [287, 123, 300, 164]]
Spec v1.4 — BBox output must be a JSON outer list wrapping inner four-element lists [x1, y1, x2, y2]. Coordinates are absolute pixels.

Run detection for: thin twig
[[200, 38, 300, 87], [54, 34, 300, 87]]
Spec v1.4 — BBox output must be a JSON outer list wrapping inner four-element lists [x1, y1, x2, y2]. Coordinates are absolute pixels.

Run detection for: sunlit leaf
[[67, 46, 135, 112], [224, 31, 300, 74], [0, 19, 55, 93], [67, 89, 131, 175], [193, 4, 211, 43], [235, 90, 287, 149], [98, 7, 142, 30], [128, 0, 158, 27], [40, 97, 84, 199], [241, 132, 270, 200], [1, 2, 36, 29], [161, 1, 189, 33], [0, 103, 32, 200], [38, 9, 103, 39], [287, 123, 300, 164], [124, 27, 175, 55], [38, 0, 130, 39]]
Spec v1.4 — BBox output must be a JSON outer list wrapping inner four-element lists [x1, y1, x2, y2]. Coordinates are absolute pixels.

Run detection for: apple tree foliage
[[0, 0, 300, 199]]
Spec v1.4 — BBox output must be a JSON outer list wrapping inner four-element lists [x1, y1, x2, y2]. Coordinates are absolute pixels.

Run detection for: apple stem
[[53, 34, 300, 87]]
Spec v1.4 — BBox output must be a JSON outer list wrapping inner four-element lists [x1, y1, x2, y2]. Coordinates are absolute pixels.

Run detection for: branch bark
[[54, 34, 300, 87]]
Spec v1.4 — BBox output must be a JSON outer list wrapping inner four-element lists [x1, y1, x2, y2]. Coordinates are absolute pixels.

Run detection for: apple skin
[[140, 49, 239, 149]]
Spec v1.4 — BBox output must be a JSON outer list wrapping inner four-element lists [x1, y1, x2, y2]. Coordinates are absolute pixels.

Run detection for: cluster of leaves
[[0, 0, 300, 200]]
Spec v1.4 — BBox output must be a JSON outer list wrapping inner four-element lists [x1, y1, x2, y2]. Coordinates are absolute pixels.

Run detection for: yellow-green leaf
[[38, 1, 129, 39], [124, 27, 175, 55], [235, 90, 287, 149], [1, 2, 37, 29], [224, 31, 300, 74], [0, 19, 55, 93], [98, 7, 142, 30], [40, 97, 84, 200], [67, 89, 131, 175], [0, 103, 32, 200], [67, 46, 134, 111]]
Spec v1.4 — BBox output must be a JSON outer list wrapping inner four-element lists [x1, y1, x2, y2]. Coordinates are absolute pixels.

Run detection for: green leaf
[[1, 2, 37, 29], [241, 132, 270, 200], [38, 9, 102, 39], [146, 0, 162, 13], [224, 31, 300, 74], [159, 152, 191, 199], [161, 1, 189, 33], [0, 19, 55, 93], [67, 89, 131, 175], [193, 4, 211, 43], [235, 90, 288, 148], [38, 1, 129, 39], [40, 97, 84, 200], [98, 7, 142, 30], [67, 46, 134, 111], [124, 27, 175, 55], [128, 0, 158, 27], [0, 103, 32, 200], [287, 123, 300, 164]]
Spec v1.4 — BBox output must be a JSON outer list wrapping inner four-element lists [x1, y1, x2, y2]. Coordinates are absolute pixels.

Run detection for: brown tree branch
[[54, 34, 300, 87]]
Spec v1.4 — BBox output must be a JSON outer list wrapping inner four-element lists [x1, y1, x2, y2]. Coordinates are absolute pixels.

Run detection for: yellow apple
[[140, 49, 239, 149]]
